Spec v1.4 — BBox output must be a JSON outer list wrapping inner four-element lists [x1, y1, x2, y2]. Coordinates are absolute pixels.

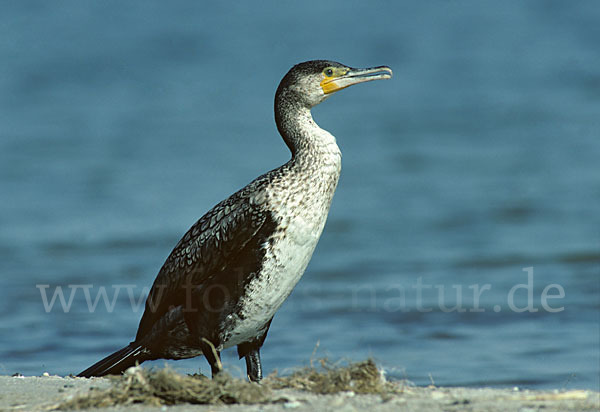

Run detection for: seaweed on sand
[[58, 366, 271, 409], [57, 358, 396, 409], [266, 358, 396, 395]]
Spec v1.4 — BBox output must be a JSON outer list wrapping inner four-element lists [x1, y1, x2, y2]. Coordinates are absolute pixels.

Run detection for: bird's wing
[[134, 186, 276, 342]]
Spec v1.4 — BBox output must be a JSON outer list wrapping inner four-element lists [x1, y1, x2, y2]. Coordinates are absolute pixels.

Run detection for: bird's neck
[[275, 95, 341, 169], [273, 93, 342, 222]]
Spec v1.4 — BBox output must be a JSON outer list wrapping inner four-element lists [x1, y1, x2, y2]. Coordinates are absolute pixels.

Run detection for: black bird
[[78, 60, 392, 381]]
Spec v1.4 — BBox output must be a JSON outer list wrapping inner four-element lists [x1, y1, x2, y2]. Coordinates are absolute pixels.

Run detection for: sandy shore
[[1, 373, 598, 412]]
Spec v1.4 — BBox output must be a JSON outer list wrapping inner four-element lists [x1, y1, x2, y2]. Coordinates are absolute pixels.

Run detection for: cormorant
[[78, 60, 392, 381]]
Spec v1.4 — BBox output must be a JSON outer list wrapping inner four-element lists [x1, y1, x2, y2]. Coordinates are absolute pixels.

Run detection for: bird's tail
[[78, 343, 147, 378]]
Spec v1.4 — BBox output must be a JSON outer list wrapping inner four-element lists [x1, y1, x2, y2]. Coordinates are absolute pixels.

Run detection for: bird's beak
[[321, 66, 393, 94]]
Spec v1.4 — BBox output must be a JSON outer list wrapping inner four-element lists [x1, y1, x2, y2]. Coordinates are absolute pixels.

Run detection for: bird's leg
[[237, 319, 272, 382], [245, 348, 262, 382], [200, 338, 222, 378]]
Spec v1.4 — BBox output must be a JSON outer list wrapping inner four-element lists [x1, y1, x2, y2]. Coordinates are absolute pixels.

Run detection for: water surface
[[0, 1, 598, 390]]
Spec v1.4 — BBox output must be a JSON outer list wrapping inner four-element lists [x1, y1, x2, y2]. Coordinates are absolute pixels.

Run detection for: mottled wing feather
[[134, 190, 268, 341]]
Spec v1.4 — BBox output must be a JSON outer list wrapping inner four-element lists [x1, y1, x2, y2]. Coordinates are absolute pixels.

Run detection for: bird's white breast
[[222, 133, 341, 348]]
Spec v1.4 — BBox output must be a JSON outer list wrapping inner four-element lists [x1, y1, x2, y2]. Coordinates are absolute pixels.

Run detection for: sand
[[1, 365, 598, 412]]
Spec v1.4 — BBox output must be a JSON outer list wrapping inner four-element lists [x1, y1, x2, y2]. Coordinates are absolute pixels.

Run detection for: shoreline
[[1, 373, 598, 412]]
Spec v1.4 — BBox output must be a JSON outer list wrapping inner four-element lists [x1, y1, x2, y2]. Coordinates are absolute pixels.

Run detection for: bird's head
[[276, 60, 393, 108]]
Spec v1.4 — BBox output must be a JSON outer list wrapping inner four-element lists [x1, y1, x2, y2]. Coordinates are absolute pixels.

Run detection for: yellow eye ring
[[325, 68, 334, 77]]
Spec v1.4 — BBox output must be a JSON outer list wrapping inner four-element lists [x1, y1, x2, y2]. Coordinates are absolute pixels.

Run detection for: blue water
[[1, 1, 598, 390]]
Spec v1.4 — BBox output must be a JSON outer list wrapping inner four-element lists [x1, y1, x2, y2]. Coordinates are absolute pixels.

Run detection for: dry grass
[[265, 359, 396, 395], [57, 359, 396, 409]]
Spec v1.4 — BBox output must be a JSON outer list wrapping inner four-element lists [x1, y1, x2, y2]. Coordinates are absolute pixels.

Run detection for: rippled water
[[1, 1, 598, 390]]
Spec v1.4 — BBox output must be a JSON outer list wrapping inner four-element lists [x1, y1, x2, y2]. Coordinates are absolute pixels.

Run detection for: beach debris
[[266, 359, 397, 396], [58, 365, 270, 409], [57, 358, 396, 409]]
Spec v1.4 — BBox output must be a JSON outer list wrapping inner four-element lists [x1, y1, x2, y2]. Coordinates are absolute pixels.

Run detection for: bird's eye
[[325, 68, 334, 77]]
